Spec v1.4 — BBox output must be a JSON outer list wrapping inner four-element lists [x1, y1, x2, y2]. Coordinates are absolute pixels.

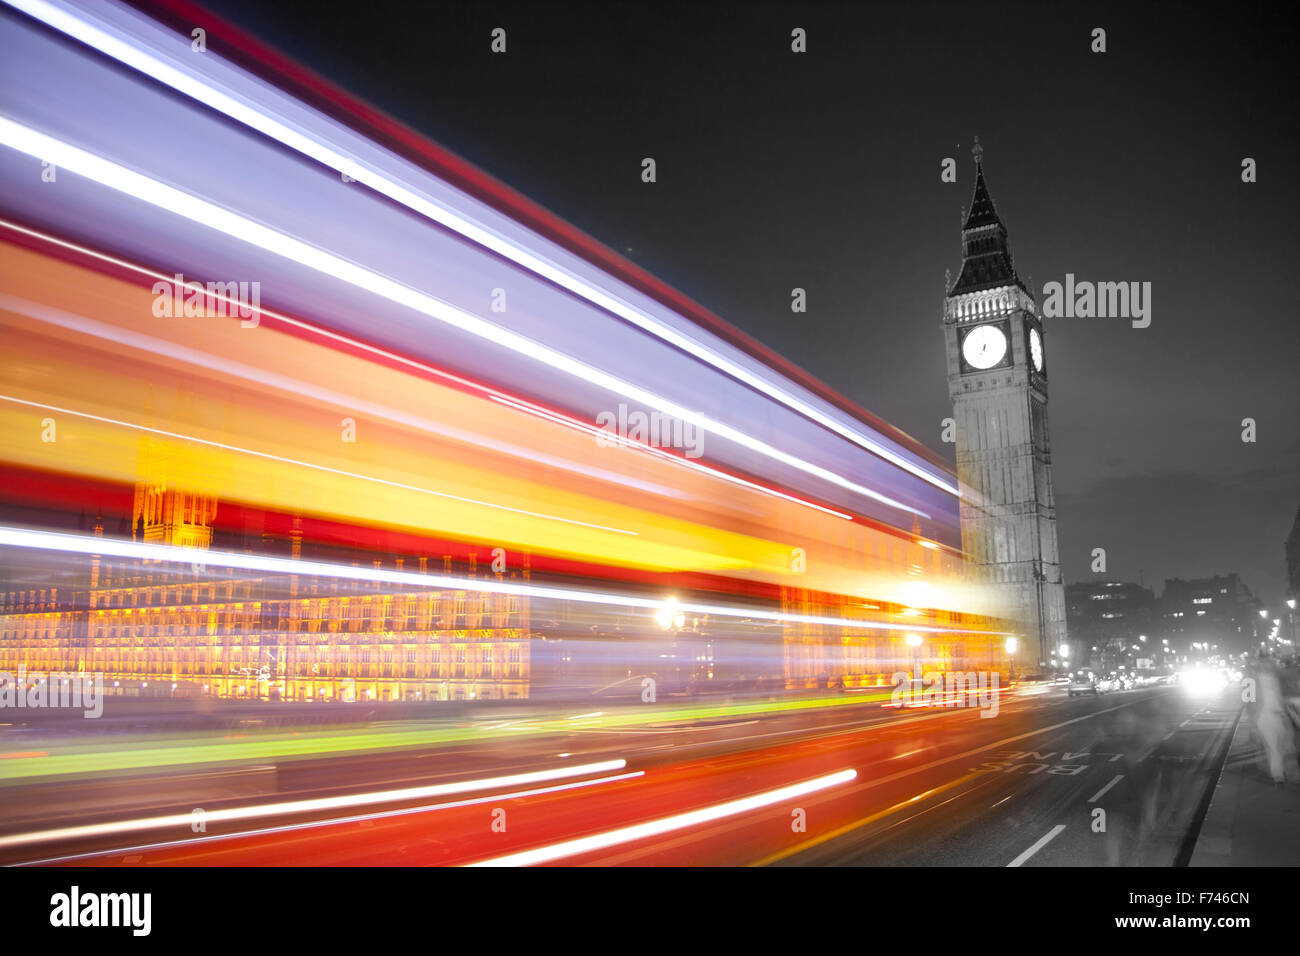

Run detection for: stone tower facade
[[942, 141, 1067, 669]]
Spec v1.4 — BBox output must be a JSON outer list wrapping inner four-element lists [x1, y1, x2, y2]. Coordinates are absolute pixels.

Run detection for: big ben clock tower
[[943, 139, 1066, 669]]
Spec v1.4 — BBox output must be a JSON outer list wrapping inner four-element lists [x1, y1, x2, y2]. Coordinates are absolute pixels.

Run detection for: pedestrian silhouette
[[1253, 659, 1300, 784]]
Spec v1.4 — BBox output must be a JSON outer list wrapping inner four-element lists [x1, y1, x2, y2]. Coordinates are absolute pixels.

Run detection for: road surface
[[0, 684, 1239, 866]]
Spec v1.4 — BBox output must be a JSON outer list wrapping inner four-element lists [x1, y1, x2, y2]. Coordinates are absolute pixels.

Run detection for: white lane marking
[[0, 758, 628, 850], [840, 697, 1150, 796], [1007, 824, 1066, 867], [467, 769, 857, 867], [1088, 774, 1124, 803]]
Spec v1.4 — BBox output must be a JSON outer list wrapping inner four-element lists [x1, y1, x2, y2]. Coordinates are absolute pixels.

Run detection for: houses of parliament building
[[0, 465, 533, 704]]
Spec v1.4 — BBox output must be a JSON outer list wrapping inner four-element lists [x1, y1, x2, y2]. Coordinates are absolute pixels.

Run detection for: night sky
[[201, 0, 1299, 604]]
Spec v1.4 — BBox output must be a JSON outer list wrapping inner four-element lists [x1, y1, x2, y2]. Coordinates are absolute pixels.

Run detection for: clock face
[[1029, 327, 1044, 372], [961, 324, 1008, 370]]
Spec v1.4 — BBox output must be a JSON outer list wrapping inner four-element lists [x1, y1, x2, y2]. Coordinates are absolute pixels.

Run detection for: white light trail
[[0, 218, 849, 521], [19, 771, 647, 865], [467, 768, 857, 866], [1, 286, 684, 501], [0, 394, 637, 536], [2, 0, 959, 499], [0, 528, 1010, 636], [0, 116, 927, 519], [488, 394, 854, 520], [0, 759, 630, 850]]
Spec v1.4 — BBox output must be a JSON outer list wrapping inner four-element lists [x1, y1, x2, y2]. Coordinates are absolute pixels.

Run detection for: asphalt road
[[0, 684, 1240, 865], [779, 687, 1240, 866]]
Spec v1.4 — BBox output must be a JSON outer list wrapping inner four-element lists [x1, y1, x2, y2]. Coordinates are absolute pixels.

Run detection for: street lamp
[[656, 597, 685, 631]]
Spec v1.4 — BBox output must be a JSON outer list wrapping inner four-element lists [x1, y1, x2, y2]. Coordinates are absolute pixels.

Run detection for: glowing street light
[[656, 597, 685, 631], [1005, 637, 1018, 655], [905, 633, 923, 647]]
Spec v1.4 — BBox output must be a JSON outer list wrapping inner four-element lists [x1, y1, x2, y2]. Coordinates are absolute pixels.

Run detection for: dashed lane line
[[1007, 824, 1066, 867], [1088, 774, 1124, 803]]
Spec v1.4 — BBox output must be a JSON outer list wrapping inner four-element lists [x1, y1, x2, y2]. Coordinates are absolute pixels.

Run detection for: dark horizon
[[198, 0, 1299, 604]]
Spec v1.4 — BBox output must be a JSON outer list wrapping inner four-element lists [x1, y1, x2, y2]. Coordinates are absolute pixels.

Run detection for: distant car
[[1012, 674, 1056, 695], [1095, 675, 1121, 693], [1014, 673, 1055, 687], [1068, 676, 1098, 697]]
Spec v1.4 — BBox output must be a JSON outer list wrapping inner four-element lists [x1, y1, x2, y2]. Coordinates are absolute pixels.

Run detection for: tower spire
[[949, 139, 1027, 296]]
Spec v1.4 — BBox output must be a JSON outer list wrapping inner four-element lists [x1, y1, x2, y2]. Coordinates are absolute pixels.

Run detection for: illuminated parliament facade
[[0, 469, 533, 704]]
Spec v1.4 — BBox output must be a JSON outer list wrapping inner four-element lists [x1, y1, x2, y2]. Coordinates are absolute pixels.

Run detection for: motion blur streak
[[0, 394, 640, 537], [1, 0, 960, 498], [0, 0, 1026, 869], [0, 759, 629, 850], [466, 768, 858, 866], [0, 116, 926, 517], [487, 394, 856, 520], [1, 217, 853, 521], [0, 529, 1003, 635], [23, 771, 649, 866]]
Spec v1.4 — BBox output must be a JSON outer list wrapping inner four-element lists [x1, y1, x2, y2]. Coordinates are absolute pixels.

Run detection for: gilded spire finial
[[972, 135, 983, 167]]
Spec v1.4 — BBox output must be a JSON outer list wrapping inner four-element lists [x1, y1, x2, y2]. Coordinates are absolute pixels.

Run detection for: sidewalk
[[1190, 712, 1300, 866]]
